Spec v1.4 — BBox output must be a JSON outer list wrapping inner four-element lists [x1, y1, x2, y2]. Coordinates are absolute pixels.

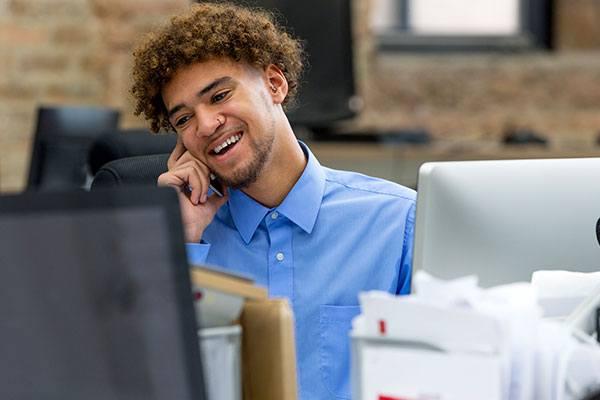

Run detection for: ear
[[264, 64, 288, 104]]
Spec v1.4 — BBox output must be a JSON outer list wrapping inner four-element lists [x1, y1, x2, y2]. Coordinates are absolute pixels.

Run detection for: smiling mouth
[[211, 133, 243, 155]]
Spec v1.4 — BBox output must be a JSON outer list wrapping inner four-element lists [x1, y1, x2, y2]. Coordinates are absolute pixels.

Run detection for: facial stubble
[[214, 111, 276, 189]]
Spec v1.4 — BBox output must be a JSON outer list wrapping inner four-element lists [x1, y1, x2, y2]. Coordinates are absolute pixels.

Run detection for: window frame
[[374, 0, 553, 52]]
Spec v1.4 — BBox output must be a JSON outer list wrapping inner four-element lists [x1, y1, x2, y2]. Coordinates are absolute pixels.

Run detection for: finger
[[185, 158, 212, 204], [187, 166, 208, 206], [170, 163, 210, 206], [164, 155, 212, 205], [158, 165, 206, 206], [157, 171, 186, 188], [175, 150, 209, 170], [167, 135, 187, 169]]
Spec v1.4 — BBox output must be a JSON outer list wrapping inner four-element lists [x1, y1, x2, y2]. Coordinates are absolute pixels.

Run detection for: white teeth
[[213, 134, 241, 154]]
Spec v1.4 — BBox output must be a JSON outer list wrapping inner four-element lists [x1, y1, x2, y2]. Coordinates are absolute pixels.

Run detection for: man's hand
[[158, 137, 228, 243]]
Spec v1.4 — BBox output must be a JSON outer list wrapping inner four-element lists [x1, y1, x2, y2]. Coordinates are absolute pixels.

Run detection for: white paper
[[532, 270, 600, 318], [352, 271, 600, 400], [359, 291, 504, 354], [361, 345, 502, 400]]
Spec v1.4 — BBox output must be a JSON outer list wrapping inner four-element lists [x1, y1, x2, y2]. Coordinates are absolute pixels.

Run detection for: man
[[130, 3, 415, 399]]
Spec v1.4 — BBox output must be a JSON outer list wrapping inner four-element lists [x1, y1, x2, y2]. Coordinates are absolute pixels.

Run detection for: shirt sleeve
[[186, 242, 211, 265], [396, 201, 415, 295]]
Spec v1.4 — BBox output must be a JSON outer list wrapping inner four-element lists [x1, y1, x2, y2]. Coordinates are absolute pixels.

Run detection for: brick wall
[[351, 0, 600, 146], [2, 0, 600, 192], [0, 0, 187, 192]]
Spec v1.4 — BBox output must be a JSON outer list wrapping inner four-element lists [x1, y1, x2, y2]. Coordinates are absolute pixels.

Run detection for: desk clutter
[[351, 271, 600, 400], [190, 265, 298, 400]]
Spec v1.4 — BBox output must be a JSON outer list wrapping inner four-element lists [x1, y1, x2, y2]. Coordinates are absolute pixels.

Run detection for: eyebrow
[[167, 76, 233, 119]]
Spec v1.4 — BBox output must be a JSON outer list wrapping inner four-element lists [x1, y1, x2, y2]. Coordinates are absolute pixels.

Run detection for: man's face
[[161, 59, 279, 189]]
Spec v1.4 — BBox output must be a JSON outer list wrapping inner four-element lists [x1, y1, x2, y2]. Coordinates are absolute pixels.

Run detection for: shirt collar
[[228, 141, 326, 244]]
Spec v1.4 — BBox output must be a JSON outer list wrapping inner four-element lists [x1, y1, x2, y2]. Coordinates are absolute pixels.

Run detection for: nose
[[194, 106, 223, 138]]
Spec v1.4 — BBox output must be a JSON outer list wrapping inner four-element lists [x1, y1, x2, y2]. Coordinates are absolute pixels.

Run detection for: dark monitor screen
[[27, 106, 121, 190], [0, 187, 205, 400], [209, 0, 357, 126]]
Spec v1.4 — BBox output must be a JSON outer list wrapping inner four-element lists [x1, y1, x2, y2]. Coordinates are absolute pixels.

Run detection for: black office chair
[[88, 130, 176, 177], [90, 153, 169, 189], [27, 105, 121, 191]]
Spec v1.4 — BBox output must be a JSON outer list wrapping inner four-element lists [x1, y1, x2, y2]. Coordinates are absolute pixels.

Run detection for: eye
[[174, 115, 191, 128], [211, 90, 231, 104]]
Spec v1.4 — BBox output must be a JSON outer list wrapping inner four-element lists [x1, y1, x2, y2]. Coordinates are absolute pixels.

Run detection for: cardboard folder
[[190, 266, 298, 400], [240, 299, 298, 400]]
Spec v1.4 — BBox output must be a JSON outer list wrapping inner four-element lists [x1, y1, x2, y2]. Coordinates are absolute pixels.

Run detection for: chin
[[220, 167, 261, 189]]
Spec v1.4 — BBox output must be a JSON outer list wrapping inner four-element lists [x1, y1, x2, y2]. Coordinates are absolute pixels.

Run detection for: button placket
[[269, 214, 285, 263], [266, 215, 293, 298]]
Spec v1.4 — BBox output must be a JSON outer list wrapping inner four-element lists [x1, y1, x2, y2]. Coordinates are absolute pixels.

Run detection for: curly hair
[[130, 1, 305, 132]]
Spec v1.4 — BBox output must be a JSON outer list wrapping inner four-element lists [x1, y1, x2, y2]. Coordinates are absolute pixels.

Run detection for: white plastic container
[[198, 324, 242, 400]]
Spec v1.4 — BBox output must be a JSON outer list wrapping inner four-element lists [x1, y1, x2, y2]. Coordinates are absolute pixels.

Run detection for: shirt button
[[271, 211, 279, 220], [276, 252, 285, 262]]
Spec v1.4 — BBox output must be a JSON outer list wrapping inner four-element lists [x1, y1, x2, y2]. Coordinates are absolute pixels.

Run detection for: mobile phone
[[183, 173, 224, 198], [209, 173, 225, 197]]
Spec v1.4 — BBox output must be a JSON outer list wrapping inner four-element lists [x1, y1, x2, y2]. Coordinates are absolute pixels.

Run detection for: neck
[[242, 117, 306, 208]]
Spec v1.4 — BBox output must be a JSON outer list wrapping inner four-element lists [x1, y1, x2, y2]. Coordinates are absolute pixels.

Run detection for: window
[[371, 0, 552, 51]]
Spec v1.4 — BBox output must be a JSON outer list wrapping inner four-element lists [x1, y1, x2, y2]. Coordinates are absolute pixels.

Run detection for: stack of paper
[[532, 270, 600, 319], [351, 271, 600, 400], [353, 292, 506, 400]]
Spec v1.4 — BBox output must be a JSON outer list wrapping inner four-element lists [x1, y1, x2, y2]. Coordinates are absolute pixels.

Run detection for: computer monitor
[[413, 158, 600, 288], [27, 105, 121, 191], [0, 187, 206, 399]]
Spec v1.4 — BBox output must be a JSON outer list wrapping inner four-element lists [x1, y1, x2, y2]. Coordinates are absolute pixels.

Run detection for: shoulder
[[322, 166, 416, 204]]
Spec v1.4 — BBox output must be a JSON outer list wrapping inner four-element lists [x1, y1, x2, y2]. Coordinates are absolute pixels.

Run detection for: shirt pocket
[[319, 304, 361, 400]]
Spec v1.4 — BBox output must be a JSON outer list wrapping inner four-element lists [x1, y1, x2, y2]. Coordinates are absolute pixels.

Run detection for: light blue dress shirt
[[187, 142, 416, 400]]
